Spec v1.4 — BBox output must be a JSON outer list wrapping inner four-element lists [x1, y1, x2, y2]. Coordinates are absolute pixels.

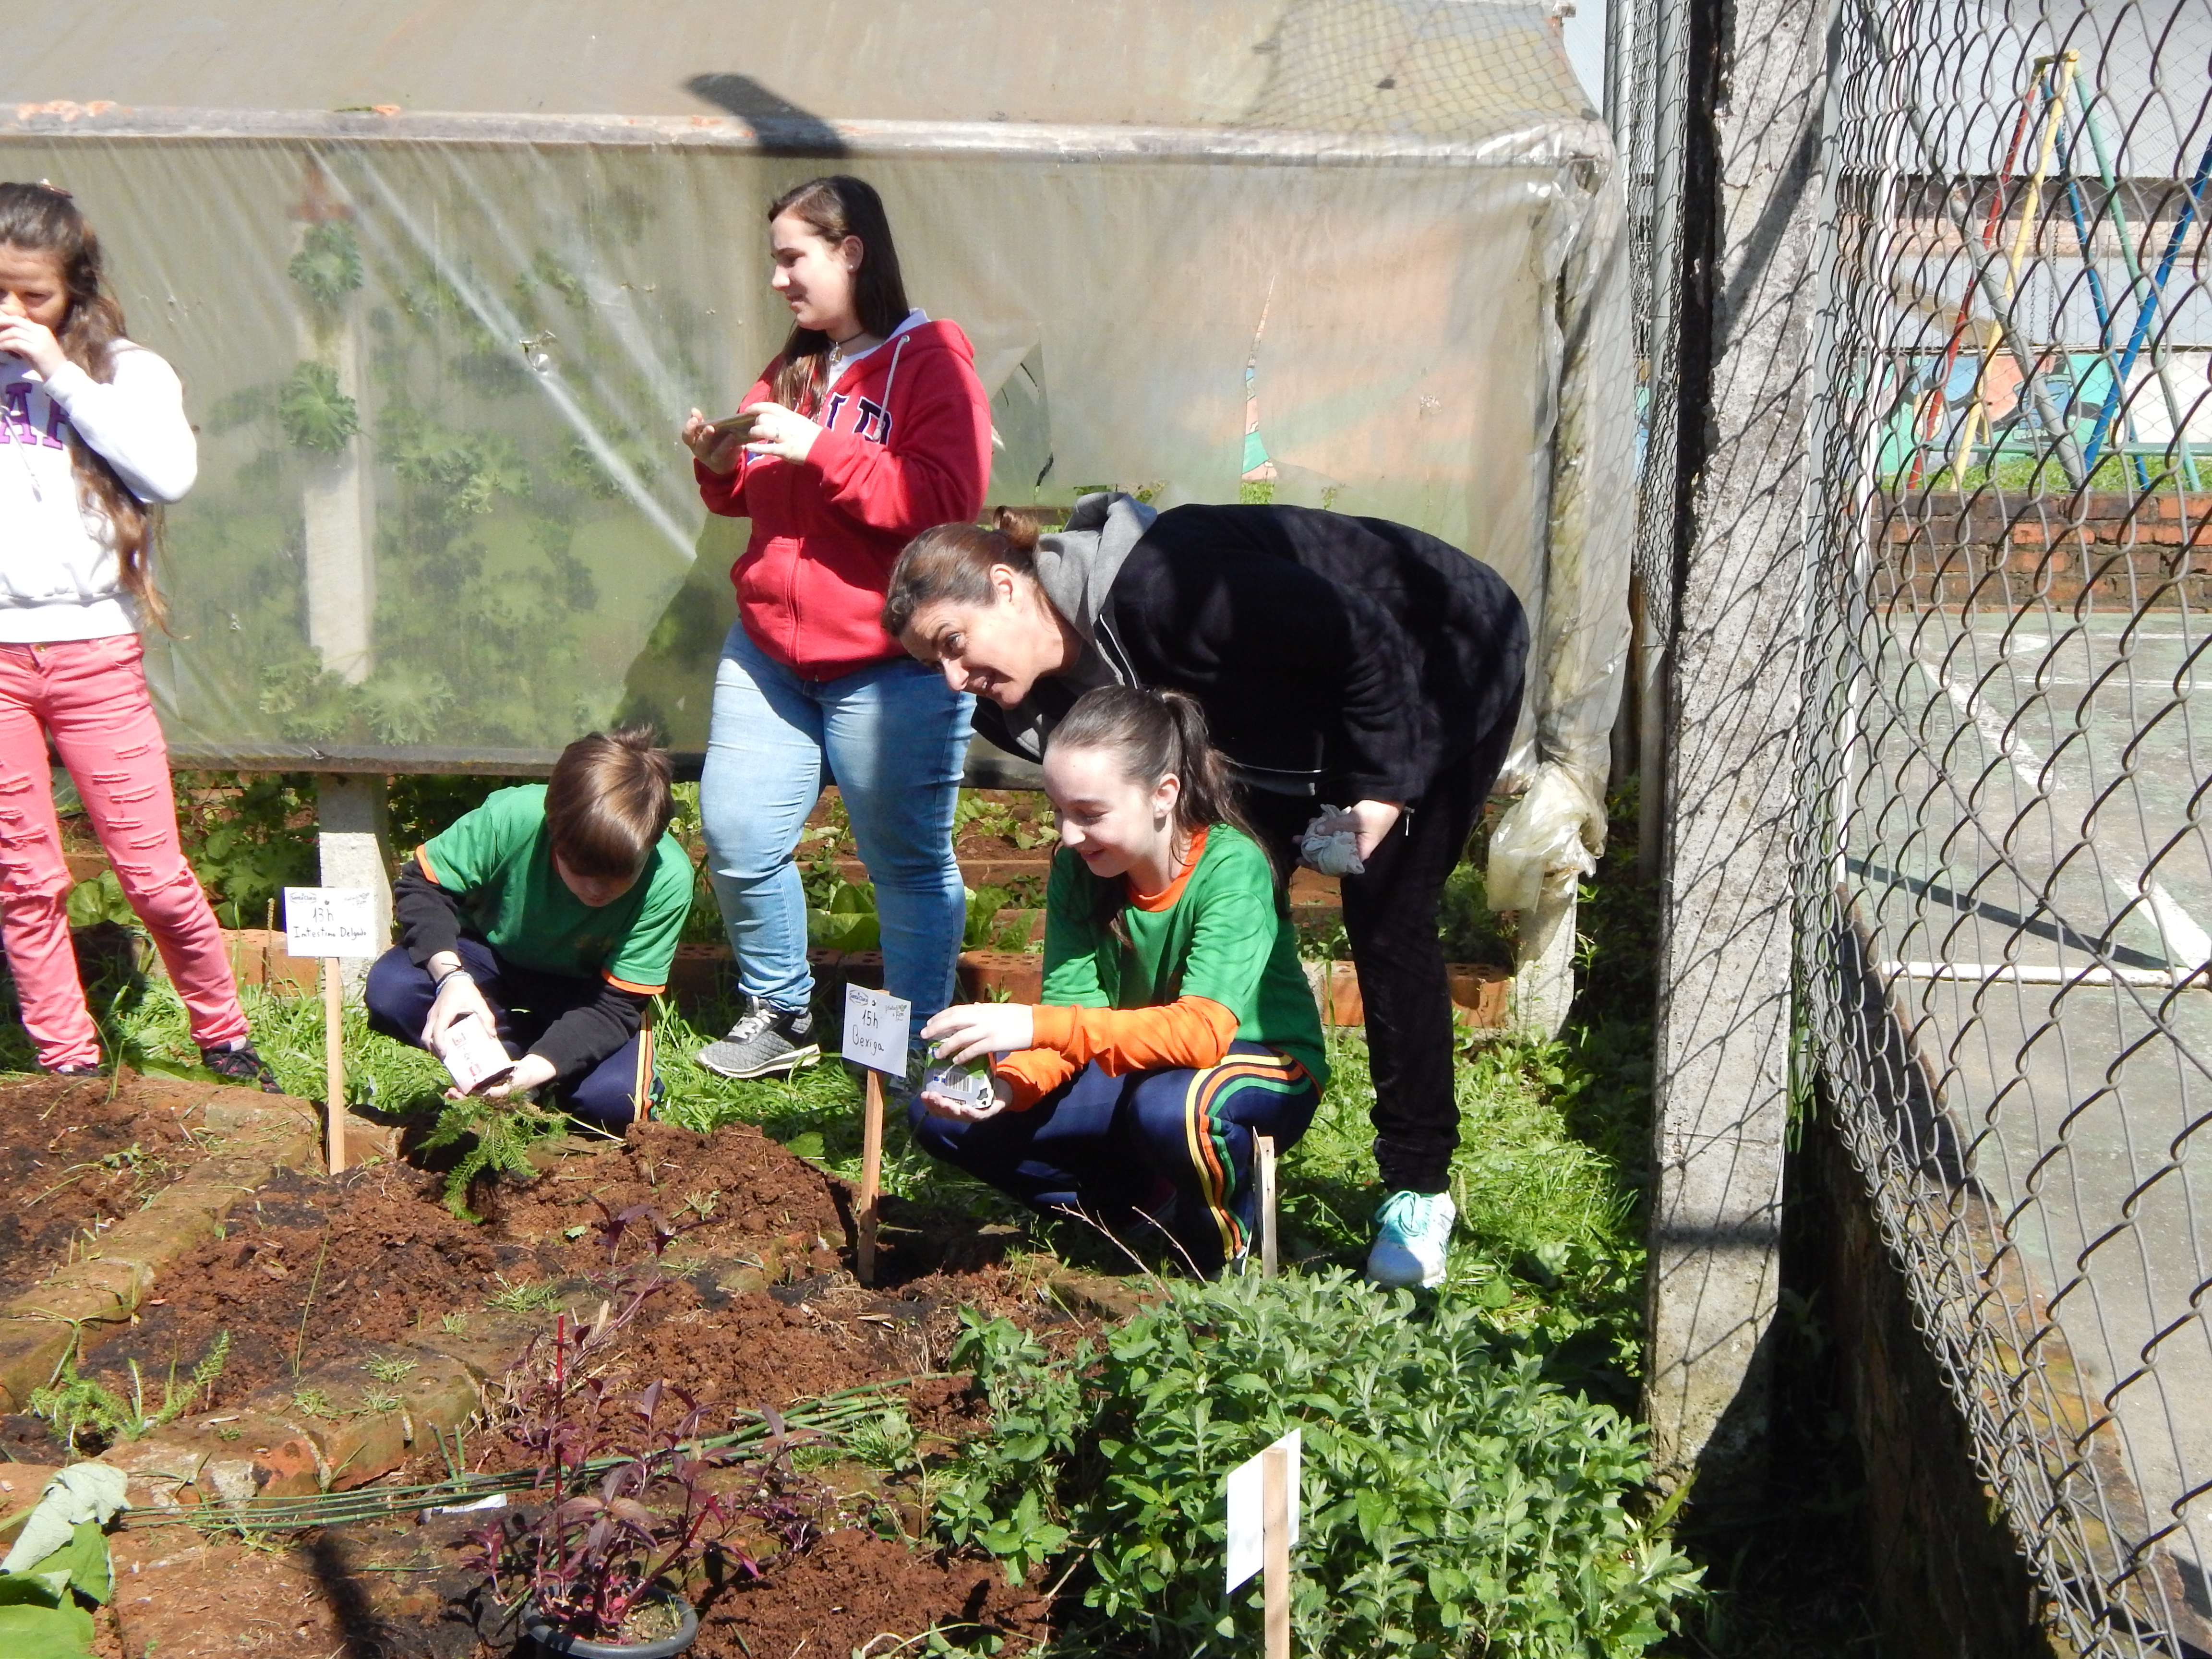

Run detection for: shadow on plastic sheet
[[685, 74, 849, 153]]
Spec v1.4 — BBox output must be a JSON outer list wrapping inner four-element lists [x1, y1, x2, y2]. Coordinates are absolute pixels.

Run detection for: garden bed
[[5, 1114, 1090, 1658], [0, 1074, 241, 1310]]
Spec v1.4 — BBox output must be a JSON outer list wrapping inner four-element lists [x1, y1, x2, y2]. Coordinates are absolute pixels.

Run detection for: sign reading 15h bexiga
[[283, 887, 377, 959]]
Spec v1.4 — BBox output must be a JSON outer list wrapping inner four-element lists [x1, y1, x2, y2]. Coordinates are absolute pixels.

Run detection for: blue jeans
[[910, 1043, 1320, 1275], [699, 623, 973, 1021]]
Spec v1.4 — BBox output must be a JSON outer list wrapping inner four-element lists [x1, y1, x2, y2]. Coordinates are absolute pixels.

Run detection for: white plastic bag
[[1485, 763, 1604, 913]]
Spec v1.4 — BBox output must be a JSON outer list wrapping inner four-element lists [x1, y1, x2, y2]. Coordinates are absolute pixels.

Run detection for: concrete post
[[1643, 0, 1830, 1489], [1511, 887, 1579, 1039], [316, 774, 392, 997]]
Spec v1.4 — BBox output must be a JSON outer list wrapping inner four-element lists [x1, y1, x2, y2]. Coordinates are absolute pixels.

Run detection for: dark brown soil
[[74, 1116, 1091, 1653], [75, 1119, 1085, 1440], [693, 1527, 1053, 1659], [0, 1072, 229, 1306]]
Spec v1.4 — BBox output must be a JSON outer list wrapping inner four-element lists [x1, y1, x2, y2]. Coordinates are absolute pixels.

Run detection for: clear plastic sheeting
[[1, 0, 1634, 782]]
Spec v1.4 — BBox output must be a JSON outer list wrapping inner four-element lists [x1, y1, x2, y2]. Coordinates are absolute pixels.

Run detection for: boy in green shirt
[[364, 729, 692, 1127]]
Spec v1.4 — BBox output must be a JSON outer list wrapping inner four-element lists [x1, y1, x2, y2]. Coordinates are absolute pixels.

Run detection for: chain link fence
[[1783, 0, 2212, 1650]]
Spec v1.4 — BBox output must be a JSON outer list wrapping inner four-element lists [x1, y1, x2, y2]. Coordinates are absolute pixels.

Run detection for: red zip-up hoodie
[[695, 312, 991, 680]]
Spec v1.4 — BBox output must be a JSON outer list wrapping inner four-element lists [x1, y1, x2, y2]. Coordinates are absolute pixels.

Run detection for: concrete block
[[0, 1317, 78, 1413]]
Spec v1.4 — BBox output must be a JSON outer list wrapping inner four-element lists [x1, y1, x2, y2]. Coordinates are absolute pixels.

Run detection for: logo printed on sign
[[283, 887, 378, 959], [841, 984, 911, 1076]]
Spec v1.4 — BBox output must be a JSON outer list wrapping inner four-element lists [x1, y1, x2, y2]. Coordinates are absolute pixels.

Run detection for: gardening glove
[[2, 1463, 127, 1574], [1300, 806, 1366, 877]]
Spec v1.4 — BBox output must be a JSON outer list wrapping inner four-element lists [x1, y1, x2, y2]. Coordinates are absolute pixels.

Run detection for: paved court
[[1848, 608, 2212, 1629]]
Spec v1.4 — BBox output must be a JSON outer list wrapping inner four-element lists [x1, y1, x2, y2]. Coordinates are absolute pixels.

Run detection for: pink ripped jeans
[[0, 635, 248, 1070]]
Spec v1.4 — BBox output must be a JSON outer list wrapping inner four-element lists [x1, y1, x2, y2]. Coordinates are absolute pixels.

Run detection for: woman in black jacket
[[883, 493, 1527, 1288]]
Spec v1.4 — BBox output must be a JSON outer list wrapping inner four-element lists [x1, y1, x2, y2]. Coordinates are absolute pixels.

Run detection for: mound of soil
[[71, 1118, 1082, 1448], [88, 1116, 1080, 1659], [0, 1072, 231, 1306]]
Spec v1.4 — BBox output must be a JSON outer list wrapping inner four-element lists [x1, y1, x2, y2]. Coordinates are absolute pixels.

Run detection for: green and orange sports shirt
[[416, 785, 691, 994], [993, 823, 1328, 1108]]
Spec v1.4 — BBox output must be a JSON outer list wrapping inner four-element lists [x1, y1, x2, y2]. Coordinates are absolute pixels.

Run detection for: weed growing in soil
[[30, 1331, 230, 1451], [937, 1275, 1698, 1658], [487, 1274, 568, 1315]]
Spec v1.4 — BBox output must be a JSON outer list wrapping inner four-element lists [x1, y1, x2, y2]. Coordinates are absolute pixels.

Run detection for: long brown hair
[[0, 181, 164, 628], [766, 176, 911, 415], [1048, 685, 1274, 940], [881, 508, 1051, 637]]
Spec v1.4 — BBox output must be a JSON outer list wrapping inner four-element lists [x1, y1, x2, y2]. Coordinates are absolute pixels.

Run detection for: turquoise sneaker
[[1366, 1190, 1455, 1289]]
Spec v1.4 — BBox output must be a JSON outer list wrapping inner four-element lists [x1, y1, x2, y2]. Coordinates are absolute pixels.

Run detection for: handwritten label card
[[841, 984, 911, 1076], [283, 887, 377, 959]]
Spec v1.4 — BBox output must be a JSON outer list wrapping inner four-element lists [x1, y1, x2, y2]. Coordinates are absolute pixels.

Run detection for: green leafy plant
[[933, 1274, 1698, 1657], [277, 359, 361, 454], [962, 885, 1013, 951], [808, 878, 880, 955], [62, 871, 134, 931], [378, 404, 530, 520], [28, 1333, 231, 1452], [0, 1515, 111, 1658], [421, 1093, 566, 1222], [173, 771, 319, 928], [288, 222, 365, 310]]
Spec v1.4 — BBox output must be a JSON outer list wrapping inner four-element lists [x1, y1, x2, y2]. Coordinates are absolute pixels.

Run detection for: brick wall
[[1873, 490, 2212, 611]]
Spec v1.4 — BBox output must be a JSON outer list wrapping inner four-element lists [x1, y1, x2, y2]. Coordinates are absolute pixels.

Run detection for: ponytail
[[1048, 685, 1274, 936], [881, 506, 1050, 637]]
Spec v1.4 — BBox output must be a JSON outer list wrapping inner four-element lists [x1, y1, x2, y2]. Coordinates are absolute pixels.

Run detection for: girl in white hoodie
[[0, 181, 276, 1087]]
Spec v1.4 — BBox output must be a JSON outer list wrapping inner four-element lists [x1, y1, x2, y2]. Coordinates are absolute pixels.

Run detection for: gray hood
[[981, 491, 1157, 766], [1032, 491, 1157, 649]]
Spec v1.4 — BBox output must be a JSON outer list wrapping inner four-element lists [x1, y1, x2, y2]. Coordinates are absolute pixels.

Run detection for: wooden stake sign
[[1255, 1134, 1280, 1278], [283, 886, 377, 1175], [841, 984, 911, 1286], [1226, 1428, 1301, 1659]]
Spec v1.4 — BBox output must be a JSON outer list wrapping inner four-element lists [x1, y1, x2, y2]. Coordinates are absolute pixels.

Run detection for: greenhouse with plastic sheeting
[[3, 0, 1633, 1011]]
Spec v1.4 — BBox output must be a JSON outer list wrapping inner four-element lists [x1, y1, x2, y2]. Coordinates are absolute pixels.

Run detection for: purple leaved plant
[[467, 1311, 824, 1642]]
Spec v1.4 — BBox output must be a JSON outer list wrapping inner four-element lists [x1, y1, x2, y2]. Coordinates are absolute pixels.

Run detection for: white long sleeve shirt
[[0, 340, 197, 642]]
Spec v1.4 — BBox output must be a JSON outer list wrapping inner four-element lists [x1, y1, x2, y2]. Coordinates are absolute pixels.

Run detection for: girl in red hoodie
[[681, 176, 990, 1079]]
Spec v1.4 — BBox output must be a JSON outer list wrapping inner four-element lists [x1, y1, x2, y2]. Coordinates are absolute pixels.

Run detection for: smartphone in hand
[[704, 411, 759, 446]]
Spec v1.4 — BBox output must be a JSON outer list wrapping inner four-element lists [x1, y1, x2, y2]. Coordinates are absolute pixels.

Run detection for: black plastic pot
[[520, 1592, 699, 1658]]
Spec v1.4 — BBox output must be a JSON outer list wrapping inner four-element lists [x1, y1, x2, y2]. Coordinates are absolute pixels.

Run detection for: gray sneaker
[[696, 999, 820, 1080]]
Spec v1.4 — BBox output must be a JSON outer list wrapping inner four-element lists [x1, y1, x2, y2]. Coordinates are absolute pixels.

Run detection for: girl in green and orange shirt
[[912, 685, 1325, 1275]]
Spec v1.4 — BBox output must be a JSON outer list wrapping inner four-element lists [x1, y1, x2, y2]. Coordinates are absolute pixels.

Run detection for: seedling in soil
[[291, 1387, 341, 1421], [364, 1355, 420, 1387], [486, 1274, 566, 1315], [421, 1091, 565, 1221], [30, 1331, 231, 1450], [440, 1310, 470, 1334], [589, 1197, 712, 1268]]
